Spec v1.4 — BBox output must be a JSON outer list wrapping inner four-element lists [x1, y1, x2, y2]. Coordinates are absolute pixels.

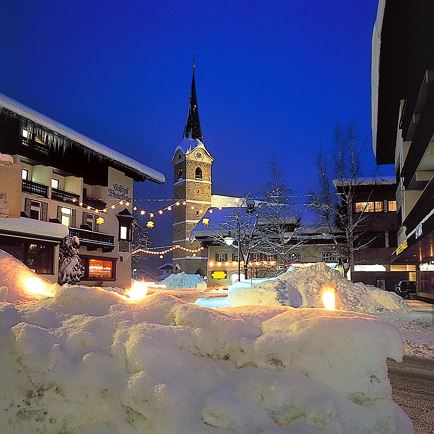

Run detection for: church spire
[[183, 59, 203, 141]]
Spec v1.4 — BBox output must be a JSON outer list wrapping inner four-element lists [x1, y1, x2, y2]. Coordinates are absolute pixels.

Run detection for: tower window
[[195, 167, 202, 179], [178, 168, 183, 180]]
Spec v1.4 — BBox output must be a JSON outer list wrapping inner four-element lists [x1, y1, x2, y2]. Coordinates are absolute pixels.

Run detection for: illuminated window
[[216, 252, 228, 262], [355, 201, 383, 213], [87, 258, 115, 279], [120, 226, 128, 240], [321, 251, 337, 262], [60, 207, 71, 226], [21, 169, 28, 180], [388, 201, 397, 212], [195, 167, 203, 179], [390, 264, 416, 272], [22, 129, 29, 139], [51, 179, 59, 189], [375, 201, 383, 212]]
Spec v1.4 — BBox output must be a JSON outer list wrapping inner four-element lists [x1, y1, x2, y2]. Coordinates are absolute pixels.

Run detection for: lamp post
[[224, 230, 241, 282]]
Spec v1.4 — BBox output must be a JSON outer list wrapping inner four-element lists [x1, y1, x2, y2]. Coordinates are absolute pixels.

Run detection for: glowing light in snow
[[22, 275, 56, 298], [126, 281, 149, 301], [321, 286, 336, 310]]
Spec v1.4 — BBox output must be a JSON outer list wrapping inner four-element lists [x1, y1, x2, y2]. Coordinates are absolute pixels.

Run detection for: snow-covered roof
[[0, 93, 165, 184], [158, 262, 173, 270], [333, 176, 396, 188], [172, 137, 213, 161], [0, 217, 68, 241], [210, 195, 245, 208]]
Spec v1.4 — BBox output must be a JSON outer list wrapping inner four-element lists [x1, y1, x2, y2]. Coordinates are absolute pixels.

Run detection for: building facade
[[372, 0, 434, 299], [172, 67, 213, 275], [334, 178, 412, 291], [0, 93, 164, 288]]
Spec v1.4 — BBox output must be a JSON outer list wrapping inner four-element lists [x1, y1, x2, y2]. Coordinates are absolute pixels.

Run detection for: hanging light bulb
[[140, 210, 146, 215]]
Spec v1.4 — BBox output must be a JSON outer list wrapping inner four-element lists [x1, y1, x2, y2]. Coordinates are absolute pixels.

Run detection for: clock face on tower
[[195, 151, 202, 159]]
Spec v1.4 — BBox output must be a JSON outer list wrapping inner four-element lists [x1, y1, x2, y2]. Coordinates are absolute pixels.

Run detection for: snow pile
[[0, 250, 58, 304], [0, 283, 412, 434], [160, 272, 205, 289], [229, 263, 411, 314]]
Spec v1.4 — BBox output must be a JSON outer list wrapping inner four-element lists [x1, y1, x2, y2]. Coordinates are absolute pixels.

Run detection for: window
[[252, 253, 261, 262], [321, 251, 337, 262], [0, 238, 54, 274], [354, 201, 383, 213], [30, 201, 41, 220], [215, 252, 228, 262], [86, 213, 94, 230], [120, 226, 128, 240], [86, 258, 115, 280], [60, 207, 72, 226], [21, 169, 28, 180], [177, 169, 183, 180], [374, 201, 383, 212], [289, 252, 301, 262], [388, 201, 397, 212], [22, 129, 29, 139], [195, 167, 203, 179], [51, 179, 59, 189]]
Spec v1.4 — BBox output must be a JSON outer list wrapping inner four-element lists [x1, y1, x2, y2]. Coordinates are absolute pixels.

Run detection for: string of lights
[[132, 244, 204, 259]]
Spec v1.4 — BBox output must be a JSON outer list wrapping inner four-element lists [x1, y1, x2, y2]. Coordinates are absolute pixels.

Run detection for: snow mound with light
[[160, 272, 205, 289], [0, 252, 412, 433], [229, 263, 411, 313], [0, 249, 58, 304]]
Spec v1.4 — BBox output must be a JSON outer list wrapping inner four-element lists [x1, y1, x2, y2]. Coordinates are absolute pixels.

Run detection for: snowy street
[[388, 357, 434, 434]]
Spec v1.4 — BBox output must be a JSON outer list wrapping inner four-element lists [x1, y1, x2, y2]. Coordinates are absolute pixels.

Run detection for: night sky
[[0, 0, 393, 245]]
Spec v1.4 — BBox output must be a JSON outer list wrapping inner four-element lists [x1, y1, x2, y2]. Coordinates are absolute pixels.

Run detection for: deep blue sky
[[0, 0, 392, 243]]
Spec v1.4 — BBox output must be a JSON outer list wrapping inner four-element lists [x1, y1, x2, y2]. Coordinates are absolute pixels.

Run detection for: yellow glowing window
[[390, 264, 416, 272], [375, 201, 383, 212], [388, 201, 397, 212], [88, 259, 114, 279]]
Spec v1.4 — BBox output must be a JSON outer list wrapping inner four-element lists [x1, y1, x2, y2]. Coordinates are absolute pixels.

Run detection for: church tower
[[172, 65, 213, 275]]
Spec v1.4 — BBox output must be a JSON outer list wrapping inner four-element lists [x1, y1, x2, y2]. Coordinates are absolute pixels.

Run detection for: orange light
[[21, 275, 56, 298], [126, 281, 149, 301], [209, 261, 215, 267], [321, 286, 336, 310]]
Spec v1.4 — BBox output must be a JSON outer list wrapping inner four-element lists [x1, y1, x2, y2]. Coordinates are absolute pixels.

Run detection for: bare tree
[[309, 123, 377, 277], [257, 158, 304, 270], [131, 219, 151, 274]]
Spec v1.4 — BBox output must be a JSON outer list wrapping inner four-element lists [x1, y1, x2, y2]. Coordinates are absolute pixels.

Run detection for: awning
[[0, 217, 68, 243]]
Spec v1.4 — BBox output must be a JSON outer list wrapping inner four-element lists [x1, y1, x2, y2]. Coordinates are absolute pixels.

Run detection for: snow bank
[[0, 250, 58, 304], [229, 263, 411, 314], [160, 272, 205, 289], [0, 280, 412, 433]]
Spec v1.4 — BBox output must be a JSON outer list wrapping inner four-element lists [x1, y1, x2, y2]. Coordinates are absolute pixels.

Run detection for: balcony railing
[[69, 227, 115, 251], [83, 196, 107, 210], [22, 179, 49, 197], [52, 188, 80, 204]]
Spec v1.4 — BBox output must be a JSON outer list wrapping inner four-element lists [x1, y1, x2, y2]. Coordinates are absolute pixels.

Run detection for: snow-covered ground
[[160, 272, 206, 289], [198, 263, 434, 360], [0, 250, 414, 433]]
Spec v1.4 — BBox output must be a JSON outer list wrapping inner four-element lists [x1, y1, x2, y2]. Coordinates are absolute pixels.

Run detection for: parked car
[[395, 280, 417, 298]]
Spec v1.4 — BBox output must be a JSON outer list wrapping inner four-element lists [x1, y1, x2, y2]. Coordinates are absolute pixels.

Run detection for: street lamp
[[224, 231, 241, 282]]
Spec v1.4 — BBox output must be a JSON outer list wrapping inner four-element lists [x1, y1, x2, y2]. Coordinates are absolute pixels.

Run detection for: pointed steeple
[[183, 61, 203, 141]]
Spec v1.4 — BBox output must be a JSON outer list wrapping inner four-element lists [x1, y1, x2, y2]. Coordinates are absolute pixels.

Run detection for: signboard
[[394, 239, 408, 256], [211, 271, 227, 280], [108, 183, 131, 202]]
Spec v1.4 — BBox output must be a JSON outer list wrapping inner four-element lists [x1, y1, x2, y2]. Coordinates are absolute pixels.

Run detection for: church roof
[[183, 67, 203, 141]]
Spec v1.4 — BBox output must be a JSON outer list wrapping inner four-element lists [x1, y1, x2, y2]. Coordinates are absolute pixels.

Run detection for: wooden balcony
[[69, 227, 114, 251], [51, 188, 80, 204], [21, 179, 48, 197]]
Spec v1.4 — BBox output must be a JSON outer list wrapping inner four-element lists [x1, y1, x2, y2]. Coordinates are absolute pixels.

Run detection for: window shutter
[[82, 212, 87, 226], [71, 209, 76, 228], [57, 206, 62, 222], [215, 254, 219, 261], [24, 198, 31, 217], [41, 202, 48, 221]]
